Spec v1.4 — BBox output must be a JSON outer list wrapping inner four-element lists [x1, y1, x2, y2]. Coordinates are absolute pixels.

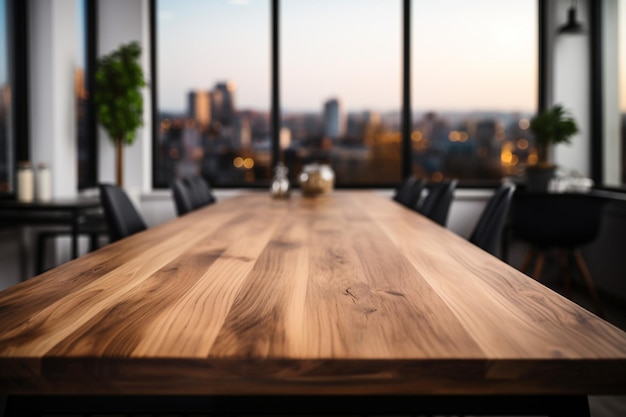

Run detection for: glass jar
[[36, 162, 52, 202], [17, 161, 34, 203], [270, 162, 290, 199], [299, 163, 335, 196]]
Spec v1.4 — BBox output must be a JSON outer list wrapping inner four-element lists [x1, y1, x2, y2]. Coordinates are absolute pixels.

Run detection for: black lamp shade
[[558, 6, 585, 34]]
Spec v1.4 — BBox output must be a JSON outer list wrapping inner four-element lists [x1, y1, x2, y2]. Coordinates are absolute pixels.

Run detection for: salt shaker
[[17, 161, 34, 203], [36, 162, 52, 202]]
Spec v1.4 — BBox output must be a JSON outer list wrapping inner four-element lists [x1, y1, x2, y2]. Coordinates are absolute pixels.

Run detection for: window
[[76, 0, 97, 190], [281, 0, 402, 186], [152, 0, 538, 188], [0, 0, 13, 194], [411, 0, 537, 183], [154, 0, 271, 188], [620, 0, 626, 184]]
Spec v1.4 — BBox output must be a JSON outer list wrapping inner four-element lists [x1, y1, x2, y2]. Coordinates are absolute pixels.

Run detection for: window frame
[[150, 0, 543, 189], [0, 0, 28, 198], [77, 0, 98, 191], [1, 0, 98, 197]]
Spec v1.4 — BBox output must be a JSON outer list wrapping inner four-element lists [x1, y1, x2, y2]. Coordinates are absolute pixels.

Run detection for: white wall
[[602, 0, 622, 186], [29, 0, 78, 198], [97, 0, 152, 204], [552, 0, 591, 176]]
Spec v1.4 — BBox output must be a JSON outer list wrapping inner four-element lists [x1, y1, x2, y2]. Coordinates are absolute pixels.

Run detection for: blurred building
[[323, 98, 346, 140], [213, 81, 236, 126], [187, 91, 212, 129]]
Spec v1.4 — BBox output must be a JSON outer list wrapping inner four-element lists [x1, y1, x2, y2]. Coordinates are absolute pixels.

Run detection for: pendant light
[[558, 0, 585, 35]]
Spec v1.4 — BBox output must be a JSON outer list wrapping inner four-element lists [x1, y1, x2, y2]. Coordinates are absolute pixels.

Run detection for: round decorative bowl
[[299, 163, 335, 196]]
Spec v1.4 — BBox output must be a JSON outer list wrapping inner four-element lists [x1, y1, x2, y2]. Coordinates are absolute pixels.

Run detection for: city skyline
[[167, 83, 540, 135], [157, 80, 539, 187]]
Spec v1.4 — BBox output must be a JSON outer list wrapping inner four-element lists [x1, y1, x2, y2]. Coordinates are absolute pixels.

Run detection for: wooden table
[[1, 191, 625, 416]]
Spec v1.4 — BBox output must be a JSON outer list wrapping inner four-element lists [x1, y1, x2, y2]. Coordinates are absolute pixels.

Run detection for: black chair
[[393, 176, 426, 209], [98, 183, 148, 242], [172, 178, 195, 216], [416, 179, 458, 227], [35, 213, 109, 274], [171, 175, 217, 216], [392, 176, 416, 204], [509, 191, 606, 316], [468, 182, 516, 257], [188, 175, 217, 206]]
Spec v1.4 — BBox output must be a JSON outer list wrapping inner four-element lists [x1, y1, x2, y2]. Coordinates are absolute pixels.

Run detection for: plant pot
[[525, 165, 556, 192]]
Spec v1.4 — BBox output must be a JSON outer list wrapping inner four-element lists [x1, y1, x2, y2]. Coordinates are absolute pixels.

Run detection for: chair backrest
[[394, 177, 427, 209], [417, 179, 458, 226], [393, 176, 416, 204], [188, 175, 217, 209], [468, 182, 516, 256], [99, 183, 148, 242], [172, 178, 195, 216], [510, 192, 606, 248], [172, 175, 217, 216]]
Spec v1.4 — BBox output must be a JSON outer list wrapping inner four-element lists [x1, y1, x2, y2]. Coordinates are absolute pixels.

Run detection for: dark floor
[[506, 244, 626, 417]]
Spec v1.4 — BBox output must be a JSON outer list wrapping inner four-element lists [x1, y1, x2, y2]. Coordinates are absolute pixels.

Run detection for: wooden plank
[[375, 215, 626, 359], [209, 214, 310, 357]]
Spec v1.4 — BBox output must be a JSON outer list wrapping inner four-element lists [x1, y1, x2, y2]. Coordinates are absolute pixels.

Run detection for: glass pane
[[155, 0, 271, 187], [617, 0, 626, 187], [411, 0, 537, 183], [76, 0, 93, 189], [605, 0, 626, 188], [281, 0, 402, 186], [0, 0, 12, 193]]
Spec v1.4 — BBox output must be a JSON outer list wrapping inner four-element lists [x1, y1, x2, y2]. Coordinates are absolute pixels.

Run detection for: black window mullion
[[10, 0, 29, 166], [538, 0, 548, 113], [590, 0, 603, 186], [81, 0, 98, 190], [150, 0, 158, 189], [271, 0, 280, 169], [402, 0, 411, 179]]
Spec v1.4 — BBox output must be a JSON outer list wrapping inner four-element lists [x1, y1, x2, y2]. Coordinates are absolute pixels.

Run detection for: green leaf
[[93, 41, 148, 147]]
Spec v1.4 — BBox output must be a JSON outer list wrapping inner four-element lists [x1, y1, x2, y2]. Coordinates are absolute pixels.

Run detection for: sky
[[0, 0, 7, 86], [77, 0, 86, 68], [157, 0, 539, 114], [0, 0, 623, 113]]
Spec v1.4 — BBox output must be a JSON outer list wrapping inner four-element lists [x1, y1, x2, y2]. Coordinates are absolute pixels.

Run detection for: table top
[[1, 191, 625, 395], [0, 196, 102, 228]]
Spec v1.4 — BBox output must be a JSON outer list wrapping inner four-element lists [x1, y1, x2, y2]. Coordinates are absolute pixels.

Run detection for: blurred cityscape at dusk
[[155, 81, 548, 186]]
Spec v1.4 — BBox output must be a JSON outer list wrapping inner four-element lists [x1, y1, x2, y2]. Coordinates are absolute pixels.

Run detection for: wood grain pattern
[[1, 191, 626, 395]]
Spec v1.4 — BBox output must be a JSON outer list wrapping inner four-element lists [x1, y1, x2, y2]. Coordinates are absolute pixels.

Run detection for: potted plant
[[526, 104, 579, 192], [94, 41, 147, 188]]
